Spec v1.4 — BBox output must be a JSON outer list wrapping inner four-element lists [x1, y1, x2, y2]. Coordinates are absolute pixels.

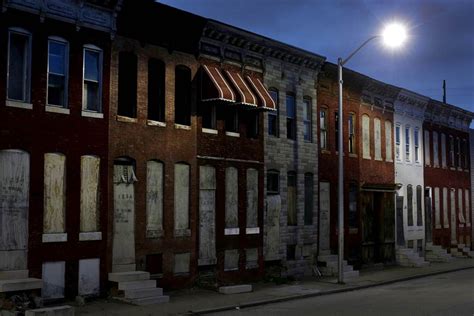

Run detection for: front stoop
[[108, 271, 169, 306], [396, 248, 430, 267], [0, 270, 42, 293], [450, 244, 474, 258], [425, 243, 453, 262], [317, 255, 359, 279]]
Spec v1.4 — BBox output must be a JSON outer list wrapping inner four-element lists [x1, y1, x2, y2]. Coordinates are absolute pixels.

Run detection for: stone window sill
[[175, 123, 191, 130], [349, 153, 358, 158], [321, 149, 331, 155], [82, 110, 104, 119], [435, 225, 442, 229], [224, 268, 239, 272], [79, 232, 102, 241], [46, 105, 70, 114], [147, 120, 166, 127], [374, 157, 383, 161], [226, 131, 240, 137], [224, 228, 240, 235], [202, 128, 218, 135], [174, 229, 191, 237], [117, 115, 137, 123], [146, 228, 164, 238], [42, 233, 67, 243], [246, 227, 260, 234], [6, 100, 32, 110]]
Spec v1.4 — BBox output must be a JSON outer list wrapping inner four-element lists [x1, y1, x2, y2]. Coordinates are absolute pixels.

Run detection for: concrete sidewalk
[[74, 258, 474, 316]]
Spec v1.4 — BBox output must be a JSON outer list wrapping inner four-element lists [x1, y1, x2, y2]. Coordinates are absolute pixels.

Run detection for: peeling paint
[[43, 153, 66, 234]]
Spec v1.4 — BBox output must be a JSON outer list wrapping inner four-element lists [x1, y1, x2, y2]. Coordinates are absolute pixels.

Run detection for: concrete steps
[[109, 271, 169, 306], [425, 243, 453, 262], [451, 244, 474, 258], [396, 248, 430, 267], [317, 255, 359, 279], [0, 270, 42, 293]]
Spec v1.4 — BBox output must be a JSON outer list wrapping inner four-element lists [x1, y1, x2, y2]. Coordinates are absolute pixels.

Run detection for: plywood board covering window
[[174, 163, 190, 234], [80, 155, 100, 232], [362, 115, 370, 159], [225, 167, 238, 229], [44, 153, 66, 234], [246, 168, 259, 229], [146, 160, 164, 238]]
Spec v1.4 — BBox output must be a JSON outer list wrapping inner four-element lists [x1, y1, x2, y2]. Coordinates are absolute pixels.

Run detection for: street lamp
[[337, 22, 407, 284]]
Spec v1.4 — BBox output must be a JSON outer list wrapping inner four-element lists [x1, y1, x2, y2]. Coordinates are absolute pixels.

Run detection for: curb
[[189, 265, 474, 315]]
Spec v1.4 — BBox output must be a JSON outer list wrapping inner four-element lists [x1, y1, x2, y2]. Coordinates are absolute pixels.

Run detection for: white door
[[0, 150, 29, 271]]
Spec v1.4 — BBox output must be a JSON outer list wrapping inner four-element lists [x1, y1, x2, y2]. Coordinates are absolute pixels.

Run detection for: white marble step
[[109, 271, 150, 283], [124, 287, 163, 299], [0, 278, 42, 292], [116, 295, 170, 306], [0, 270, 29, 280], [118, 279, 156, 290]]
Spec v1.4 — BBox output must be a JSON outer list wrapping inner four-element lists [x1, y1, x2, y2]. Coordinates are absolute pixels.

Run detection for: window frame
[[286, 92, 296, 140], [303, 96, 312, 142], [47, 36, 69, 108], [147, 58, 166, 122], [174, 64, 192, 126], [405, 125, 411, 162], [7, 27, 32, 104], [266, 170, 280, 195], [320, 107, 328, 150], [395, 123, 401, 161], [82, 44, 103, 114], [268, 88, 279, 137], [414, 127, 420, 163], [348, 113, 356, 154]]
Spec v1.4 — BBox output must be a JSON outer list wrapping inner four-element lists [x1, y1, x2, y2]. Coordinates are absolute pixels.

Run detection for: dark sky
[[160, 0, 474, 114]]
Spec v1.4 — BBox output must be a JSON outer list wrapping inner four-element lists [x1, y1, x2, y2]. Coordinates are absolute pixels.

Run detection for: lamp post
[[337, 23, 407, 284]]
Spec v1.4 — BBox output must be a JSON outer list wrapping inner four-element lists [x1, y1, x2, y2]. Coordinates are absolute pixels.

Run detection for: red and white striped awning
[[246, 75, 276, 111], [225, 70, 257, 107], [201, 65, 235, 102]]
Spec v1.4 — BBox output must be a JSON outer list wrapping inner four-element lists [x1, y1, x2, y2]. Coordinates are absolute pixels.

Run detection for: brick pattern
[[263, 58, 320, 277]]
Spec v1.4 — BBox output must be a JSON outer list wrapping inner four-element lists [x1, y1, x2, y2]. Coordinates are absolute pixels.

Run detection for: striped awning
[[225, 70, 257, 107], [201, 65, 235, 102], [246, 75, 276, 111]]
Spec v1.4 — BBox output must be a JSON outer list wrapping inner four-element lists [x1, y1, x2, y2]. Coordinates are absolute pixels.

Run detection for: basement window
[[118, 52, 137, 118]]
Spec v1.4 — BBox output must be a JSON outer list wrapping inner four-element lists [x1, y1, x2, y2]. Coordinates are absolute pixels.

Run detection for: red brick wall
[[424, 122, 471, 248], [108, 37, 199, 289], [197, 59, 265, 283], [0, 9, 111, 297]]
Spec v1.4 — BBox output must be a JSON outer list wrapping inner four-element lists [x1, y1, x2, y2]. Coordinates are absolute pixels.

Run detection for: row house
[[393, 90, 430, 266], [262, 34, 325, 277], [317, 63, 399, 271], [0, 0, 119, 303], [424, 99, 473, 257]]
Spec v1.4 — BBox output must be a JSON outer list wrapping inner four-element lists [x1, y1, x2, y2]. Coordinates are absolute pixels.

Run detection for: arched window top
[[114, 156, 135, 166], [304, 172, 313, 177], [362, 113, 370, 119], [45, 152, 65, 158], [268, 169, 280, 174], [9, 27, 30, 35], [83, 43, 102, 51], [175, 161, 190, 166], [176, 64, 191, 72], [147, 159, 164, 165], [48, 36, 68, 43], [303, 95, 312, 101]]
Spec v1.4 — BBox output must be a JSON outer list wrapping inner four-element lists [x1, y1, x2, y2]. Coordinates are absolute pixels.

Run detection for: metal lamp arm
[[342, 35, 379, 66]]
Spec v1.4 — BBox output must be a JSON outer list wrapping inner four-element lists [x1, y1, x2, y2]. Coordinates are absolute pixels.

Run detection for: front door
[[112, 163, 136, 272], [0, 150, 29, 271]]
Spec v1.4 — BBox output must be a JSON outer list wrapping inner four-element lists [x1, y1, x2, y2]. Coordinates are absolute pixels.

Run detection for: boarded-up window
[[246, 248, 258, 269], [362, 115, 370, 159], [42, 261, 65, 300], [434, 187, 440, 228], [78, 258, 100, 296], [199, 165, 216, 265], [224, 249, 239, 271], [424, 130, 430, 165], [407, 185, 413, 226], [117, 52, 137, 118], [443, 187, 449, 228], [441, 133, 447, 167], [349, 183, 357, 228], [225, 167, 238, 233], [44, 153, 66, 234], [80, 155, 100, 233], [148, 58, 165, 122], [246, 168, 258, 229], [385, 121, 392, 161], [287, 172, 297, 226], [304, 173, 313, 225], [146, 160, 163, 238], [374, 118, 381, 160], [433, 132, 439, 167], [458, 189, 465, 223], [174, 252, 190, 274], [416, 185, 422, 226], [465, 189, 470, 225], [175, 65, 192, 125], [174, 163, 190, 235]]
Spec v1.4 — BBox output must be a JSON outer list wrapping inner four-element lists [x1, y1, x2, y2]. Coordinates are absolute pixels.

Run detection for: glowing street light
[[336, 22, 407, 284]]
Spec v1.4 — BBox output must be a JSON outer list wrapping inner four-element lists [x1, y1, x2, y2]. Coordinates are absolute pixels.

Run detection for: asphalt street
[[209, 269, 474, 316]]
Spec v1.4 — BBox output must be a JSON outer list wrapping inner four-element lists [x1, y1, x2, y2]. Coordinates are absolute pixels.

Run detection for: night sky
[[160, 0, 474, 114]]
